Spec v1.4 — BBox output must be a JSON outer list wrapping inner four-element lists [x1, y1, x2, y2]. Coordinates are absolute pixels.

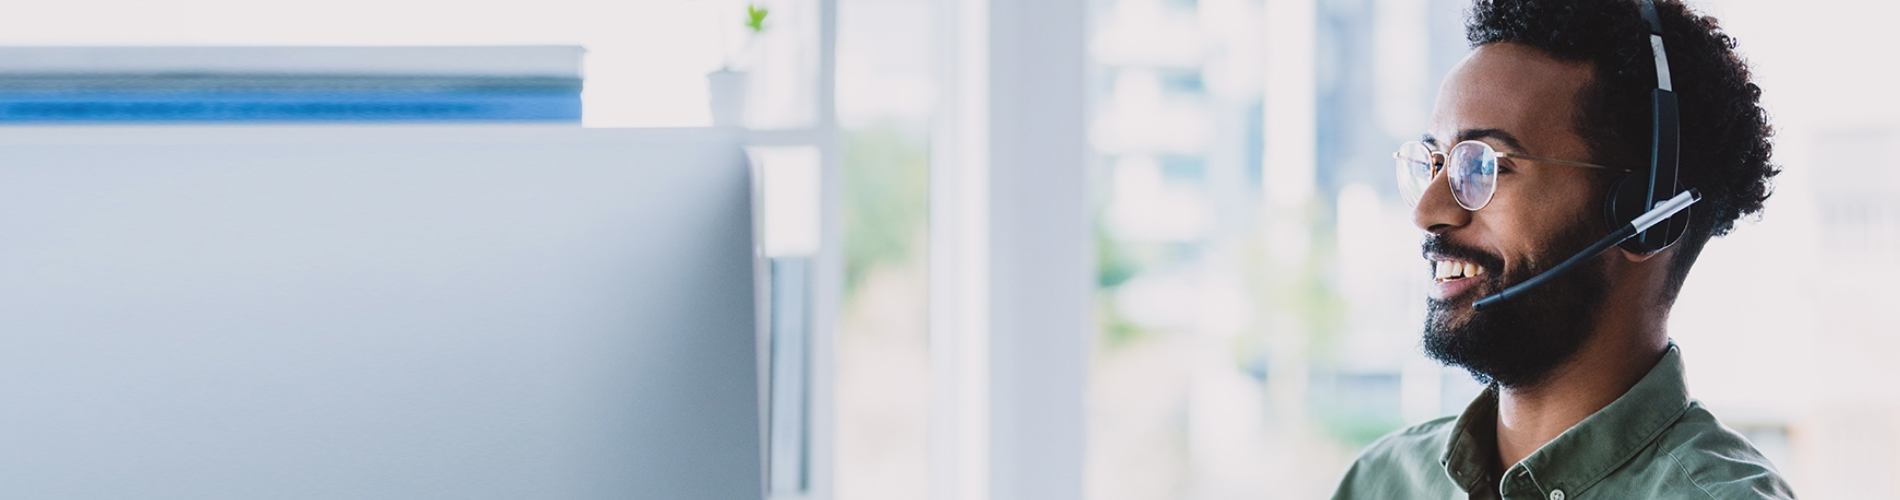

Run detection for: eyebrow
[[1421, 128, 1527, 152]]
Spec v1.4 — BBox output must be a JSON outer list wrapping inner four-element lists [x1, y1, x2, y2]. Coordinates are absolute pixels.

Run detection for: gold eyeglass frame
[[1394, 140, 1631, 210]]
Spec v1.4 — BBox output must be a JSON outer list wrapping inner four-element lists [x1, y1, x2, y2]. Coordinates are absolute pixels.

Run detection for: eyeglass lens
[[1393, 140, 1498, 211], [1447, 141, 1497, 210], [1394, 141, 1434, 206]]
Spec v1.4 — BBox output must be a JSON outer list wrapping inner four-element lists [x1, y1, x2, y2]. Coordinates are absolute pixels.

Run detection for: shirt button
[[1549, 489, 1565, 500]]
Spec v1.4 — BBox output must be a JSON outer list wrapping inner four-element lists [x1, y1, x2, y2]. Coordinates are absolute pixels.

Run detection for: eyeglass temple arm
[[1495, 152, 1631, 172], [1392, 151, 1630, 173]]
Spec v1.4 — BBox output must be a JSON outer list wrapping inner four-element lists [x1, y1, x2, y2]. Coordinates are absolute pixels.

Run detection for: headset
[[1473, 0, 1699, 310]]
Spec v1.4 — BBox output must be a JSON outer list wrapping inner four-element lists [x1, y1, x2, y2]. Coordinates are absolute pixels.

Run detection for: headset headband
[[1640, 0, 1673, 92], [1619, 0, 1686, 253]]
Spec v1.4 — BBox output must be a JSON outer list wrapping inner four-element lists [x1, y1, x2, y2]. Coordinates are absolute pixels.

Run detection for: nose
[[1412, 169, 1471, 234]]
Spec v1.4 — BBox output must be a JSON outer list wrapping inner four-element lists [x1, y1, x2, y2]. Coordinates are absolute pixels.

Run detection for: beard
[[1420, 222, 1610, 389]]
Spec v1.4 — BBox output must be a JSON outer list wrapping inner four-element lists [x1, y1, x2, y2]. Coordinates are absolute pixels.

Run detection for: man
[[1331, 0, 1794, 499]]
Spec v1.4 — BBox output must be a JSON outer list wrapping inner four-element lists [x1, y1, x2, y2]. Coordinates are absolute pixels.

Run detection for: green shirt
[[1332, 345, 1796, 500]]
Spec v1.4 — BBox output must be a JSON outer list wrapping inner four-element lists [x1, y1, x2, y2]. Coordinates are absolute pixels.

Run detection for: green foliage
[[1095, 228, 1140, 289], [1092, 221, 1160, 351], [1290, 242, 1349, 358], [1094, 290, 1146, 351], [841, 123, 930, 295], [745, 5, 770, 34], [1245, 202, 1348, 360]]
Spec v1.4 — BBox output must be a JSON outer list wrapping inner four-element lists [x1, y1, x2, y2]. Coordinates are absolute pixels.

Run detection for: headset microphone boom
[[1472, 189, 1699, 310]]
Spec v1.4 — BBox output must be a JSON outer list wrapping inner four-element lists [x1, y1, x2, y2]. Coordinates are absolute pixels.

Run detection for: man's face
[[1415, 43, 1612, 388]]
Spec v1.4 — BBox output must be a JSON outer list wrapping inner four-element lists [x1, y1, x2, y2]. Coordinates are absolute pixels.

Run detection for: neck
[[1492, 304, 1669, 469]]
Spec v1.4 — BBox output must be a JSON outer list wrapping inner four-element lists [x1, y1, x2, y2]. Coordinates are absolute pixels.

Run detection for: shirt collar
[[1440, 387, 1501, 494], [1439, 344, 1693, 498]]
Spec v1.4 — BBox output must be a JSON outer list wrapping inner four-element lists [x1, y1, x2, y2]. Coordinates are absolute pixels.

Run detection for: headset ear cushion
[[1604, 172, 1690, 255]]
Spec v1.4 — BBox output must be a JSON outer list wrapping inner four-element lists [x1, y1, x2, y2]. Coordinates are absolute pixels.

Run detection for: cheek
[[1478, 177, 1601, 266]]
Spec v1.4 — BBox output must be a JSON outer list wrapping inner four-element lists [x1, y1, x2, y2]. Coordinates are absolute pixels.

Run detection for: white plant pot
[[707, 70, 748, 127]]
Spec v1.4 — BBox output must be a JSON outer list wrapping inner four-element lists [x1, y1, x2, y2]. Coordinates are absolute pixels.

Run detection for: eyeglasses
[[1393, 140, 1629, 211]]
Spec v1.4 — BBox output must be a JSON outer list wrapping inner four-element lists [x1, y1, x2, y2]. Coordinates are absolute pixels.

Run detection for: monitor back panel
[[0, 125, 760, 500]]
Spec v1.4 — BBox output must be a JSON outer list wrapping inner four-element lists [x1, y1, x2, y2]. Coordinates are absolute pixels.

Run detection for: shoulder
[[1355, 415, 1457, 466], [1647, 402, 1797, 500], [1332, 416, 1461, 500]]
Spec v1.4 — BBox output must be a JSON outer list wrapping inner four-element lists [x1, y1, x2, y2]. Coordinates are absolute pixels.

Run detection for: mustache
[[1420, 235, 1506, 277]]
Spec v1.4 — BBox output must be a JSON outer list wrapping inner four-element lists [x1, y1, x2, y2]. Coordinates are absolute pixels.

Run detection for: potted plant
[[709, 4, 769, 127]]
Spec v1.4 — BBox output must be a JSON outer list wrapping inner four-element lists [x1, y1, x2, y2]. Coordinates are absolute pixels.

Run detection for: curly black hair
[[1466, 0, 1776, 304]]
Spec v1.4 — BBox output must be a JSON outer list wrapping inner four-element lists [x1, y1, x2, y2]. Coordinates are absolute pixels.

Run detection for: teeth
[[1432, 260, 1485, 281]]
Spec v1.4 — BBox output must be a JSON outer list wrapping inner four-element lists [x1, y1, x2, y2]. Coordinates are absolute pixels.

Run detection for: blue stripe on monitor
[[0, 91, 581, 122]]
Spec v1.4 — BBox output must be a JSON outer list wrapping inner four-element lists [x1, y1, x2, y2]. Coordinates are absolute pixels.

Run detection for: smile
[[1432, 259, 1487, 283]]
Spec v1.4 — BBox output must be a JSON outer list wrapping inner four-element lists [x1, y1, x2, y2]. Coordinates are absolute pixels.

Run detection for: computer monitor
[[0, 125, 761, 499]]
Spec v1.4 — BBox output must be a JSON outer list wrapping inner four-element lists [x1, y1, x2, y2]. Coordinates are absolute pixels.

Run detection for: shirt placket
[[1498, 465, 1563, 500]]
